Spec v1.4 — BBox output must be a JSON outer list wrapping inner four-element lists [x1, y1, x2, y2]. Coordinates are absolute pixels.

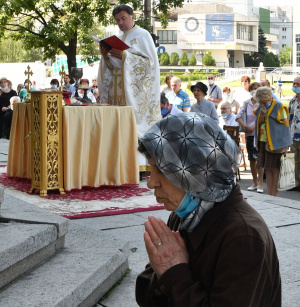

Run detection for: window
[[282, 44, 286, 48], [157, 30, 177, 44], [282, 36, 286, 39], [248, 26, 253, 41], [236, 24, 253, 41], [296, 34, 300, 43], [297, 43, 300, 67], [282, 28, 286, 31]]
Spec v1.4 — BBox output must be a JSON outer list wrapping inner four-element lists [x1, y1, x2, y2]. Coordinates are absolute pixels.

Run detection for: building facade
[[154, 3, 259, 68], [293, 0, 300, 70]]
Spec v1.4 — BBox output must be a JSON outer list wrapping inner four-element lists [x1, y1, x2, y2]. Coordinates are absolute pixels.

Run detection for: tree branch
[[34, 9, 48, 26], [50, 4, 64, 17], [18, 12, 46, 26], [4, 23, 45, 38]]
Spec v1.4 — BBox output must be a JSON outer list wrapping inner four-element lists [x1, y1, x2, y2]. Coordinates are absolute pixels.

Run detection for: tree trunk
[[65, 32, 78, 83], [144, 0, 151, 30]]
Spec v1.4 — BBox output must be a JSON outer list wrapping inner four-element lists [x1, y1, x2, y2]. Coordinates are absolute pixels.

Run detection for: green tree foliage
[[160, 52, 170, 65], [279, 46, 293, 66], [180, 52, 189, 66], [0, 36, 44, 63], [245, 26, 268, 67], [0, 0, 108, 69], [202, 51, 216, 66], [263, 52, 280, 67], [244, 53, 254, 67], [189, 51, 197, 66], [0, 0, 186, 69], [170, 52, 179, 65], [157, 52, 162, 62]]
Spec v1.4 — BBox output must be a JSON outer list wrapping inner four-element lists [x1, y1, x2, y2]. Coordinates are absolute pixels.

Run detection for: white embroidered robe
[[98, 25, 161, 171]]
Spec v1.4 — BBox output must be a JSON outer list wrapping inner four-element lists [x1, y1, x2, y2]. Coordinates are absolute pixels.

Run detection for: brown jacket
[[136, 185, 281, 307]]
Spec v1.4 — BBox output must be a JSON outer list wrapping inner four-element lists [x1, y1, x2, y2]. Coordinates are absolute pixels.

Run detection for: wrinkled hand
[[100, 44, 109, 60], [110, 48, 123, 60], [144, 215, 189, 279]]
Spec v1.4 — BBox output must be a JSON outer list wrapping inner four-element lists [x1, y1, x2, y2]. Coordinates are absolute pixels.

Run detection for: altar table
[[7, 103, 139, 191]]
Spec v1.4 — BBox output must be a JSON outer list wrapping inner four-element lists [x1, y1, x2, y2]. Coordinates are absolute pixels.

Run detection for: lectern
[[30, 90, 65, 196]]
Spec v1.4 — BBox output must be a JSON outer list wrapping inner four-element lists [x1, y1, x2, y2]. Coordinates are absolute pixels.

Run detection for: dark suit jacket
[[136, 185, 281, 307]]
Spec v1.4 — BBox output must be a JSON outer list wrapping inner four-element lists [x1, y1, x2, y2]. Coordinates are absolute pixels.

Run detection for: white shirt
[[219, 113, 239, 129], [72, 91, 96, 103], [169, 105, 183, 116]]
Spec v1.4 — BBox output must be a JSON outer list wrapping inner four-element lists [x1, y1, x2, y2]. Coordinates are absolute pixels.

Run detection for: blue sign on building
[[206, 14, 234, 42]]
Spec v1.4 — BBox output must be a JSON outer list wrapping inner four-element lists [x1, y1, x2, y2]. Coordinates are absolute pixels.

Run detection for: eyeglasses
[[208, 78, 214, 80]]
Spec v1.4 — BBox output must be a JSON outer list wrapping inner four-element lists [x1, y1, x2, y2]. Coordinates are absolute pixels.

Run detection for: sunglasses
[[208, 78, 214, 80]]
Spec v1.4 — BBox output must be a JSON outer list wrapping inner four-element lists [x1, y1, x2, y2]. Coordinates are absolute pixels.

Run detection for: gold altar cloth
[[7, 103, 31, 178], [7, 104, 139, 190], [62, 105, 139, 191]]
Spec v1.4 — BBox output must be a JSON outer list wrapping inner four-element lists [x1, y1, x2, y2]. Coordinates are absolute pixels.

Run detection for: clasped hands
[[144, 215, 189, 279], [100, 44, 123, 60]]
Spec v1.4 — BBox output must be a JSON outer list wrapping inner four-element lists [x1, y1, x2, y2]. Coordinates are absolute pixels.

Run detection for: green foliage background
[[202, 51, 215, 66], [170, 52, 179, 65], [0, 0, 186, 67], [179, 52, 189, 66], [279, 46, 293, 66], [189, 51, 197, 66]]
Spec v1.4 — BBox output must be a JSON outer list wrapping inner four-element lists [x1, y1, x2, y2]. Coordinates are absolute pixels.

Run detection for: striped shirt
[[167, 89, 191, 110]]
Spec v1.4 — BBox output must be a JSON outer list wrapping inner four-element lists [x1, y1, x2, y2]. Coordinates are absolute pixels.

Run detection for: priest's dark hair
[[112, 4, 134, 17]]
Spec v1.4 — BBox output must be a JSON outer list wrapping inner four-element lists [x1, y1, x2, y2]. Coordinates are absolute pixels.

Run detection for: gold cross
[[59, 65, 66, 91], [24, 65, 33, 91]]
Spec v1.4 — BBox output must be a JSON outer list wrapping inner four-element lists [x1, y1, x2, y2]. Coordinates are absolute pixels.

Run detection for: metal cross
[[59, 65, 66, 91], [24, 65, 33, 91]]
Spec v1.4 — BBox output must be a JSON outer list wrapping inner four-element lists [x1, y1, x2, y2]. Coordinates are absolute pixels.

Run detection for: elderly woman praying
[[135, 113, 281, 307]]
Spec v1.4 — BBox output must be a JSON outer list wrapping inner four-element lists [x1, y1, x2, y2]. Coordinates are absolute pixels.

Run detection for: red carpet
[[0, 173, 164, 219]]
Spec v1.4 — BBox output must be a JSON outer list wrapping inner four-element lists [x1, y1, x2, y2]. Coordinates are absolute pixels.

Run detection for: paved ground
[[1, 138, 300, 307]]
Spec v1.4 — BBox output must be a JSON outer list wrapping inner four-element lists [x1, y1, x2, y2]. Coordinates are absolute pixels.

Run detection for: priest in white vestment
[[98, 4, 161, 172]]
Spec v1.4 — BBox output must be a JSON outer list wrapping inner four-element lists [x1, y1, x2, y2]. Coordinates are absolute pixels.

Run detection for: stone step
[[0, 221, 130, 307], [0, 222, 64, 290], [0, 190, 68, 290]]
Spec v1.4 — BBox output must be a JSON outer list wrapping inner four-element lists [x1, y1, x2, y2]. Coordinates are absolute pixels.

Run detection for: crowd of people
[[160, 73, 300, 197], [1, 4, 299, 306], [0, 75, 101, 140]]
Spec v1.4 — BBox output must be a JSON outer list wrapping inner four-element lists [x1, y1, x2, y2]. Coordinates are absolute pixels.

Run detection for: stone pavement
[[0, 139, 300, 306]]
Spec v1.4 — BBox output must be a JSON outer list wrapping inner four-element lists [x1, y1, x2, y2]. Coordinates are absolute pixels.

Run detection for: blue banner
[[206, 14, 234, 42]]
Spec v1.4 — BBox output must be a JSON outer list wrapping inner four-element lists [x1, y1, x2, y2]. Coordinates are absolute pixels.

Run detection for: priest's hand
[[110, 48, 123, 60], [144, 215, 189, 279], [100, 44, 109, 61]]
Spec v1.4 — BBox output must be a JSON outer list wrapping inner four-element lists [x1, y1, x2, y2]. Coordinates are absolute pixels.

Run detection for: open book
[[92, 35, 130, 51]]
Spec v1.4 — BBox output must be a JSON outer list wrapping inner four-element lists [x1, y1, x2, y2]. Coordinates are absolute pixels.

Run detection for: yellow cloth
[[7, 103, 32, 178], [63, 106, 139, 191], [259, 108, 287, 142], [7, 104, 139, 190]]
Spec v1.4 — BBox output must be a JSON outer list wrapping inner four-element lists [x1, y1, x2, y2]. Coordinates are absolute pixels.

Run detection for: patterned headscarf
[[139, 112, 242, 203]]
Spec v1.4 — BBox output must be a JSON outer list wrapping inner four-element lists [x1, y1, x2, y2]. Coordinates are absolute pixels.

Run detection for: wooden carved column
[[30, 90, 65, 196]]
